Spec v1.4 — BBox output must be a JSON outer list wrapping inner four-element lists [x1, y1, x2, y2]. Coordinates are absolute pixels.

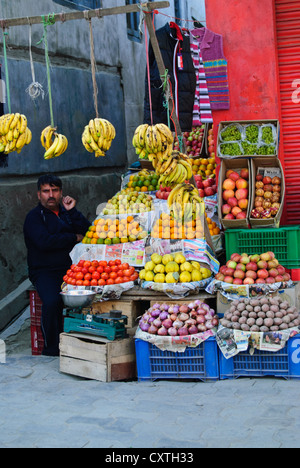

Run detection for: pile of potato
[[220, 295, 300, 332]]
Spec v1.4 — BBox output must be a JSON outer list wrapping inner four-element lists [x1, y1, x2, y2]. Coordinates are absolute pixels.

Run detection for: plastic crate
[[29, 290, 44, 355], [135, 337, 219, 382], [225, 226, 300, 268], [219, 335, 300, 380]]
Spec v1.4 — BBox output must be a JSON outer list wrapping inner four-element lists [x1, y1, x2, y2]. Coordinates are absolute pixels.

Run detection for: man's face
[[38, 184, 62, 211]]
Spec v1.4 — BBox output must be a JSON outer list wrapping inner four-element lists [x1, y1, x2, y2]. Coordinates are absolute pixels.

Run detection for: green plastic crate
[[225, 226, 300, 269]]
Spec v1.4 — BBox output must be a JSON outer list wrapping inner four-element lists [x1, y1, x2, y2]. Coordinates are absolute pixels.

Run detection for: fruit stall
[[21, 3, 300, 382]]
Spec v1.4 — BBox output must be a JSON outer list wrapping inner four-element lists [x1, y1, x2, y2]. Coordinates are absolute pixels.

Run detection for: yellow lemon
[[154, 264, 165, 274], [180, 261, 193, 273], [139, 269, 146, 280], [165, 272, 179, 283], [174, 253, 186, 264], [179, 271, 191, 283], [200, 267, 212, 279], [191, 269, 202, 282], [154, 273, 166, 283], [151, 253, 163, 265], [145, 261, 155, 271], [162, 254, 174, 265], [165, 261, 180, 273], [191, 261, 201, 271], [145, 271, 155, 282]]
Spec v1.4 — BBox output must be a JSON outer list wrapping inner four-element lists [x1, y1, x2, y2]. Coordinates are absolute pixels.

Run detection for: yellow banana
[[180, 158, 193, 180], [94, 118, 102, 138], [44, 134, 60, 159], [4, 114, 15, 135], [19, 115, 28, 134], [132, 128, 141, 148], [145, 126, 153, 153], [138, 124, 149, 147], [45, 127, 56, 150], [16, 131, 27, 150], [100, 119, 111, 140], [155, 123, 174, 144], [9, 113, 21, 131], [7, 130, 14, 142], [95, 149, 105, 157], [82, 135, 94, 153], [162, 158, 178, 177], [25, 128, 32, 145], [89, 119, 98, 142], [167, 183, 185, 208], [158, 153, 174, 174]]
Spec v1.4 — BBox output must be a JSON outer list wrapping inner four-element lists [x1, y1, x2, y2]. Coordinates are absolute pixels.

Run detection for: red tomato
[[88, 266, 96, 273], [67, 269, 72, 276], [70, 278, 76, 285], [83, 261, 92, 268], [123, 269, 132, 278], [92, 271, 100, 280], [108, 260, 116, 267], [96, 266, 104, 274], [74, 266, 82, 272], [110, 265, 119, 273], [104, 266, 111, 274], [70, 264, 77, 271], [99, 260, 107, 267], [91, 260, 99, 268], [81, 267, 89, 275], [115, 259, 122, 266], [122, 276, 131, 282], [63, 275, 69, 283], [101, 272, 109, 281], [115, 277, 124, 284], [116, 269, 124, 277], [83, 280, 90, 286], [127, 267, 135, 276], [130, 272, 139, 281], [84, 273, 92, 281], [90, 279, 98, 286], [121, 263, 129, 270], [78, 260, 85, 267], [76, 280, 83, 286], [75, 272, 84, 280], [98, 278, 106, 286], [106, 278, 114, 285], [109, 272, 118, 280]]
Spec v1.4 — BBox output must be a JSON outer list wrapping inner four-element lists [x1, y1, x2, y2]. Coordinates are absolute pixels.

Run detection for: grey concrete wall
[[0, 0, 151, 329]]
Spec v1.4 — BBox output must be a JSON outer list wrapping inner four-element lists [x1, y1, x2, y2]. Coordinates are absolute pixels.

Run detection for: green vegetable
[[220, 143, 243, 156], [262, 127, 274, 144], [221, 125, 242, 141], [245, 125, 259, 143]]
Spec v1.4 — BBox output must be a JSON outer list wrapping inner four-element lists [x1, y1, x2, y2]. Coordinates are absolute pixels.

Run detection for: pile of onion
[[138, 301, 219, 336]]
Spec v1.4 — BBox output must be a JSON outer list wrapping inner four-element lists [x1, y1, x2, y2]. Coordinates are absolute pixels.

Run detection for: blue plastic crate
[[219, 334, 300, 380], [135, 337, 219, 382]]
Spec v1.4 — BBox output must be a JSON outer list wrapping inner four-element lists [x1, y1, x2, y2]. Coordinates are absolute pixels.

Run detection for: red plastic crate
[[29, 290, 44, 355]]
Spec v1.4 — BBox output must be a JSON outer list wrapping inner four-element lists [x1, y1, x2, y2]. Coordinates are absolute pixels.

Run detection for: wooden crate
[[59, 333, 136, 382], [91, 300, 141, 329]]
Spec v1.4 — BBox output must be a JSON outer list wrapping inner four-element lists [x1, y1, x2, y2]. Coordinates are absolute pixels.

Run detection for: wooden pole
[[0, 1, 170, 28]]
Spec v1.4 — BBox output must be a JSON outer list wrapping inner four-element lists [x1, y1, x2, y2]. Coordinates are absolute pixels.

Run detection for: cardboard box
[[217, 120, 279, 159], [218, 158, 252, 230], [249, 157, 285, 228], [59, 333, 136, 382], [217, 283, 300, 316]]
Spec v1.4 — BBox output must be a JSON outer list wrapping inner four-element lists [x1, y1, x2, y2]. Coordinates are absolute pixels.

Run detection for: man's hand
[[62, 196, 76, 211], [76, 234, 84, 243]]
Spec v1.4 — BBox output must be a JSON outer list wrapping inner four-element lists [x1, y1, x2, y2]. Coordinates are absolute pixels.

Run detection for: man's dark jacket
[[23, 203, 90, 276]]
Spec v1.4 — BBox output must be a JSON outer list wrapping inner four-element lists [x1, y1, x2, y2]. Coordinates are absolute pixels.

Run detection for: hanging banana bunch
[[40, 125, 68, 160], [0, 113, 32, 154], [82, 118, 116, 157]]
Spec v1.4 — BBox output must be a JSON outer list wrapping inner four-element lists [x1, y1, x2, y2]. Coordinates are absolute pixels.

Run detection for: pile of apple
[[251, 174, 282, 219], [175, 125, 206, 158], [215, 251, 291, 286], [194, 174, 217, 198], [222, 168, 249, 220], [156, 184, 172, 201]]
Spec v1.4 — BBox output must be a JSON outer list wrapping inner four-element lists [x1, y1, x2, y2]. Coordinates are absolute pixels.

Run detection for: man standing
[[24, 174, 91, 356]]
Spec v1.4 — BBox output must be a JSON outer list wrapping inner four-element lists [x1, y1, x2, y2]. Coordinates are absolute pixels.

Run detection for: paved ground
[[0, 308, 300, 449]]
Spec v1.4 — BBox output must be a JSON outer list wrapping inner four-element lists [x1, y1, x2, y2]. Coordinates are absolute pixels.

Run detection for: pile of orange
[[151, 213, 205, 240], [205, 213, 221, 236], [188, 156, 216, 178], [82, 216, 148, 245], [126, 170, 159, 192]]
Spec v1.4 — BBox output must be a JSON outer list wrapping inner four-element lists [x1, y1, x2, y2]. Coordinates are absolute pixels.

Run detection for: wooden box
[[59, 333, 136, 382], [91, 300, 141, 329]]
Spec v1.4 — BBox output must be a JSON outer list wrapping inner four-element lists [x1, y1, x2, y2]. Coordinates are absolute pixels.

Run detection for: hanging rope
[[87, 16, 99, 118], [2, 30, 11, 113], [144, 17, 153, 126], [26, 22, 45, 101], [37, 14, 56, 127]]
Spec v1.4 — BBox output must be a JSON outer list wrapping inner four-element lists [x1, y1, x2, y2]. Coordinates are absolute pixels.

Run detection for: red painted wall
[[205, 0, 280, 126], [205, 0, 286, 222]]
